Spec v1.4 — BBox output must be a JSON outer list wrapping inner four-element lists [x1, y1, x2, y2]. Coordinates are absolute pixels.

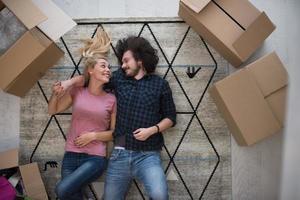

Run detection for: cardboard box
[[31, 0, 77, 41], [209, 52, 288, 146], [0, 149, 48, 200], [0, 1, 5, 10], [178, 0, 276, 67], [0, 28, 64, 97], [1, 0, 47, 29], [0, 0, 65, 97], [1, 0, 76, 42]]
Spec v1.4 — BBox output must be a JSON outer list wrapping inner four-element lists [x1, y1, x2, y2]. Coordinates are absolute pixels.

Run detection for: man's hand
[[58, 76, 84, 95], [52, 82, 65, 98], [133, 126, 157, 141], [74, 132, 96, 148]]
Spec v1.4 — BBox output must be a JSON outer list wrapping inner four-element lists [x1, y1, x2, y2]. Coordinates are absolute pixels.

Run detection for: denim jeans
[[104, 149, 168, 200], [55, 151, 107, 200]]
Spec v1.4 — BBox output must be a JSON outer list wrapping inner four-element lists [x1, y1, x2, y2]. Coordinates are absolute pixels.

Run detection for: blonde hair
[[80, 28, 111, 87]]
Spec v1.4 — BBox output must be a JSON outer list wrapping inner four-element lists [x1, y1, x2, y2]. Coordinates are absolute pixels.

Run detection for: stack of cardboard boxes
[[0, 0, 76, 97], [0, 149, 49, 199], [178, 0, 288, 146], [0, 0, 76, 198]]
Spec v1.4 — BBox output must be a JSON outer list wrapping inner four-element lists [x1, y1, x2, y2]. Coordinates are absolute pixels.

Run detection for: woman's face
[[89, 58, 111, 83]]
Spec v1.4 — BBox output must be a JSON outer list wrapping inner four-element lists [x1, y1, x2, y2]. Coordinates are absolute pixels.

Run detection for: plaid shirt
[[106, 68, 176, 151]]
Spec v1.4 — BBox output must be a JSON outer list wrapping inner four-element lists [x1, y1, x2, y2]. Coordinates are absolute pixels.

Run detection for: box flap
[[2, 0, 47, 29], [209, 85, 248, 145], [6, 42, 64, 97], [0, 148, 18, 170], [213, 0, 260, 29], [266, 87, 287, 126], [180, 0, 244, 58], [19, 163, 48, 200], [246, 52, 288, 97], [0, 30, 47, 91], [211, 68, 281, 146], [232, 12, 276, 60], [30, 27, 52, 47], [4, 28, 64, 97], [32, 0, 77, 41], [178, 0, 245, 66], [180, 0, 211, 13]]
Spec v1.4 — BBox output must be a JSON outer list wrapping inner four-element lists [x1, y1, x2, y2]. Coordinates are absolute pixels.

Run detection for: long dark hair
[[116, 36, 159, 73]]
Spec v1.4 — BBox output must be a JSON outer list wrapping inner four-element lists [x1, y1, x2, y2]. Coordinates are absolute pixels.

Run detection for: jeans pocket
[[109, 149, 121, 161]]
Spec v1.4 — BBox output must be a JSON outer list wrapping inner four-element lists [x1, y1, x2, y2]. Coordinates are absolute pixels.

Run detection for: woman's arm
[[48, 82, 73, 115], [93, 111, 116, 141], [48, 75, 84, 115], [74, 111, 116, 147]]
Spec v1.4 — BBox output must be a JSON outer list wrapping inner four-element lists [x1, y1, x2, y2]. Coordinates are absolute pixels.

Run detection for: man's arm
[[133, 118, 173, 141], [134, 80, 176, 141], [155, 118, 174, 133], [61, 68, 119, 91], [60, 75, 85, 91], [158, 80, 177, 128]]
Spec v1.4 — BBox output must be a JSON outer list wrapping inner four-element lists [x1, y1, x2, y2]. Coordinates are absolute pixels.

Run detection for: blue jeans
[[104, 149, 168, 200], [55, 151, 107, 200]]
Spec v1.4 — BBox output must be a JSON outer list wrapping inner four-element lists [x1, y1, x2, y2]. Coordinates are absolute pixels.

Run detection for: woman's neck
[[87, 79, 105, 96]]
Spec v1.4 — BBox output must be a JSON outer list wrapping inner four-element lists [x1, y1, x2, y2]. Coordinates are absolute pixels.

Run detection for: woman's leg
[[56, 152, 83, 200], [56, 152, 107, 200]]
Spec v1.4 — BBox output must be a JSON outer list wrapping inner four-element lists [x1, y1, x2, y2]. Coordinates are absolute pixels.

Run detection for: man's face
[[121, 50, 141, 77]]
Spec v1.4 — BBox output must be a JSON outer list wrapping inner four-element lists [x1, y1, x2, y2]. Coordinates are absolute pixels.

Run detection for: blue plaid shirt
[[106, 68, 176, 151]]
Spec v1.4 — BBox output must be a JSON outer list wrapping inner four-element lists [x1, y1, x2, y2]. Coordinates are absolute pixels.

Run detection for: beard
[[124, 64, 141, 77]]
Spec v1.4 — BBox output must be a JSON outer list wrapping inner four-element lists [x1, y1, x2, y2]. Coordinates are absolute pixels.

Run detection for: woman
[[48, 29, 116, 200]]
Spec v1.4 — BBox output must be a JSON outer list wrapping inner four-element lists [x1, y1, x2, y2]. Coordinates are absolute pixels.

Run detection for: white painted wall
[[0, 91, 19, 151], [52, 0, 180, 18], [280, 1, 300, 199]]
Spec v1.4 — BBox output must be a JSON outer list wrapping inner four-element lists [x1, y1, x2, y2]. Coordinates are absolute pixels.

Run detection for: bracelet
[[155, 125, 160, 133]]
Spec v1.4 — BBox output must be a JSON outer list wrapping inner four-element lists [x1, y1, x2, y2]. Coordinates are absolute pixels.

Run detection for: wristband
[[155, 125, 160, 133]]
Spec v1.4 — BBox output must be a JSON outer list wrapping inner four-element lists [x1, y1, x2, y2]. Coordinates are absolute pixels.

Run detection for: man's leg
[[56, 152, 106, 200], [132, 151, 168, 200], [104, 149, 132, 200]]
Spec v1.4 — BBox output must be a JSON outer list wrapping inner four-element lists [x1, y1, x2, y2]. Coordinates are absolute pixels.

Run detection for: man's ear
[[137, 60, 143, 67]]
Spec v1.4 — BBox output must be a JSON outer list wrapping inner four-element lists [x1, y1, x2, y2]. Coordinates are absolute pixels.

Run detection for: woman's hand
[[133, 126, 156, 141], [60, 79, 73, 91], [74, 132, 96, 148]]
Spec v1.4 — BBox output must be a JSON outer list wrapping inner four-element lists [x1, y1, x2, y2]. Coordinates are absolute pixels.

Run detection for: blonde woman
[[48, 29, 116, 200]]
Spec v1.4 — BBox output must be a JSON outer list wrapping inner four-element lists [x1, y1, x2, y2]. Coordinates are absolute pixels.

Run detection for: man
[[64, 36, 176, 199]]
